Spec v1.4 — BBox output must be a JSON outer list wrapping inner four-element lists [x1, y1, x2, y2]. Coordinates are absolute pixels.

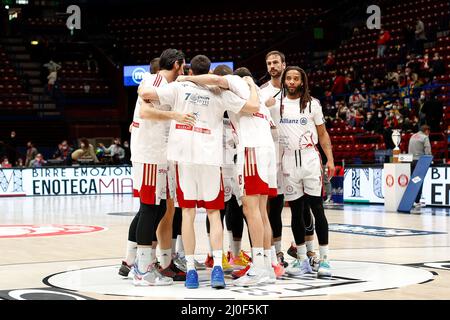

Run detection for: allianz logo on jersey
[[184, 92, 210, 106], [280, 117, 308, 125]]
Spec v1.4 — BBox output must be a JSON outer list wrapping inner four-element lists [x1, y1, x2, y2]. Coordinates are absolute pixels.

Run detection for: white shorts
[[222, 165, 241, 204], [236, 146, 277, 198], [281, 148, 323, 201], [132, 162, 167, 205], [175, 163, 224, 210]]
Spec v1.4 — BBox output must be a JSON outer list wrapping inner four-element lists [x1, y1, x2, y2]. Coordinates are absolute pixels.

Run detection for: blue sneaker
[[210, 266, 226, 289], [185, 269, 199, 289]]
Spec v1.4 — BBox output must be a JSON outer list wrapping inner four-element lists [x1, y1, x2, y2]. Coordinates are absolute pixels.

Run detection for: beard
[[269, 68, 282, 78], [287, 86, 301, 96]]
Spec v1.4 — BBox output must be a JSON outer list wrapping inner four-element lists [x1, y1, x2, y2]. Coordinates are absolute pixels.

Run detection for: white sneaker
[[286, 258, 313, 276], [233, 264, 270, 287], [133, 264, 174, 286], [264, 266, 276, 284]]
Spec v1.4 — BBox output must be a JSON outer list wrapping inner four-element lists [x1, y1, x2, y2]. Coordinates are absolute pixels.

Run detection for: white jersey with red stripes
[[277, 97, 324, 152], [224, 75, 274, 150], [130, 72, 170, 164], [259, 80, 282, 121], [155, 81, 246, 166]]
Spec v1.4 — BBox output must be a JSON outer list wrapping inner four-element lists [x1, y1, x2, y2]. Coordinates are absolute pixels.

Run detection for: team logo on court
[[132, 67, 147, 85], [300, 117, 308, 125], [44, 260, 434, 299], [0, 224, 106, 238]]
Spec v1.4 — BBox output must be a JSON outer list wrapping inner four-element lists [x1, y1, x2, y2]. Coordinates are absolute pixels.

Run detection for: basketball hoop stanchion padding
[[384, 163, 411, 212], [397, 155, 433, 213]]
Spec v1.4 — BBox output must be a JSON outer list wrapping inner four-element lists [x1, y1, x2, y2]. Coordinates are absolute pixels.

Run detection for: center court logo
[[45, 260, 434, 299], [132, 67, 147, 85]]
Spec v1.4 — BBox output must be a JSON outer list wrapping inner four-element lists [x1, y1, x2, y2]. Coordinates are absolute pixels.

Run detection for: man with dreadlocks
[[275, 66, 334, 278]]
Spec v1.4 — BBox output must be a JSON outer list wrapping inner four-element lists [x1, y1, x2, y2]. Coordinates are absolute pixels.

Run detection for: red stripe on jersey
[[153, 74, 162, 87], [132, 121, 140, 128], [193, 127, 211, 134]]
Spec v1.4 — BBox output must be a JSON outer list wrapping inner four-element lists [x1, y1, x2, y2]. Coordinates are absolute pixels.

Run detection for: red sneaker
[[204, 254, 214, 268], [231, 263, 251, 279]]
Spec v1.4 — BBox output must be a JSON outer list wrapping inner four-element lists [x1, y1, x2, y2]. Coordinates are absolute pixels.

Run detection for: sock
[[232, 240, 241, 257], [171, 239, 177, 256], [207, 235, 213, 256], [319, 245, 329, 261], [176, 235, 185, 258], [160, 249, 172, 269], [270, 246, 278, 265], [125, 241, 137, 266], [227, 231, 233, 252], [296, 244, 307, 261], [306, 240, 314, 253], [264, 249, 272, 269], [252, 247, 264, 268], [274, 240, 281, 253], [212, 250, 223, 267], [137, 247, 152, 273], [186, 255, 195, 271], [151, 246, 157, 264]]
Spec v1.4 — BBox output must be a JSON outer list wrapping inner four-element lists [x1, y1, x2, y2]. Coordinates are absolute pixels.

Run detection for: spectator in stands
[[403, 23, 415, 55], [15, 158, 25, 168], [123, 140, 131, 165], [99, 138, 125, 164], [429, 52, 445, 77], [150, 57, 160, 74], [348, 88, 366, 108], [71, 138, 99, 163], [6, 130, 17, 166], [324, 52, 335, 70], [335, 101, 348, 121], [364, 111, 377, 133], [401, 117, 416, 133], [1, 156, 12, 168], [53, 140, 73, 165], [408, 125, 432, 207], [383, 119, 396, 150], [421, 89, 444, 132], [331, 71, 346, 97], [386, 70, 400, 90], [43, 60, 61, 95], [414, 18, 427, 55], [86, 54, 99, 73], [25, 141, 38, 167], [29, 153, 47, 168], [377, 28, 391, 58]]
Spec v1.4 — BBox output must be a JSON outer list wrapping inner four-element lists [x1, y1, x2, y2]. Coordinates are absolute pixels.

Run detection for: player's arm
[[239, 76, 259, 114], [137, 83, 160, 102], [316, 124, 335, 177], [177, 74, 229, 89], [139, 100, 196, 125]]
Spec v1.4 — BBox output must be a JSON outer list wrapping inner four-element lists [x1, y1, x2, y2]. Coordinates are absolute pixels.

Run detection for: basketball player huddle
[[118, 49, 335, 289]]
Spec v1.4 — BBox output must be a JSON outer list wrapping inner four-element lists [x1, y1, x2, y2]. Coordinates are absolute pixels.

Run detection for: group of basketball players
[[118, 48, 335, 289]]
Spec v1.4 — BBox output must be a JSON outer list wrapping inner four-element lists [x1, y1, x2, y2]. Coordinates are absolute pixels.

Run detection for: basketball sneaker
[[285, 258, 313, 276], [204, 254, 214, 268], [240, 250, 252, 262], [227, 251, 234, 262], [233, 264, 270, 287], [317, 260, 332, 278], [195, 259, 206, 270], [232, 263, 250, 279], [222, 253, 234, 274], [307, 251, 320, 272], [265, 266, 276, 284], [185, 269, 199, 289], [133, 265, 174, 286], [272, 262, 285, 278], [118, 261, 132, 277], [173, 253, 187, 272], [211, 266, 226, 289], [230, 254, 249, 270], [287, 243, 297, 258], [277, 251, 288, 268], [159, 261, 186, 281]]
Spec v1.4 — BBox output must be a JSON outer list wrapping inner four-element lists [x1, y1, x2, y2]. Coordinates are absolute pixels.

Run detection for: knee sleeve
[[269, 194, 284, 238], [128, 210, 140, 242], [136, 202, 159, 246], [289, 197, 306, 245], [307, 195, 328, 245], [172, 207, 182, 238], [303, 201, 315, 237], [229, 196, 244, 239]]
